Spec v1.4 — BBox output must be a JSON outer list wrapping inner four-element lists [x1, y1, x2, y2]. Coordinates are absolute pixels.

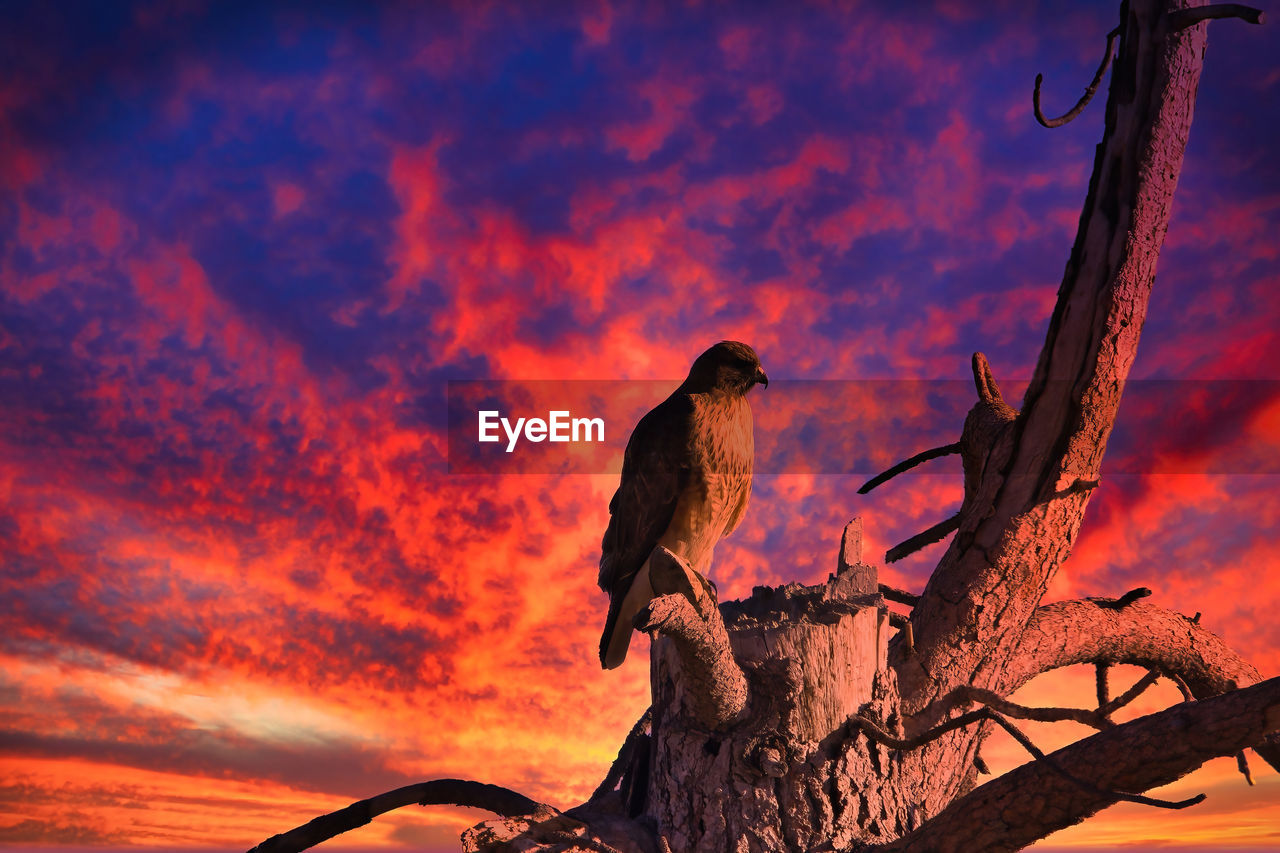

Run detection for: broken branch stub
[[638, 593, 748, 730], [637, 546, 747, 730]]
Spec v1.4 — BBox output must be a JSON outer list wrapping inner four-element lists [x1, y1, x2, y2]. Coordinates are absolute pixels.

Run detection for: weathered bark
[[884, 0, 1237, 818], [900, 0, 1213, 717], [637, 547, 749, 730], [1011, 599, 1271, 699]]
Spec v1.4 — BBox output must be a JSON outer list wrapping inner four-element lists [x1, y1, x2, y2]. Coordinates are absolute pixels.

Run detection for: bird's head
[[685, 341, 768, 395]]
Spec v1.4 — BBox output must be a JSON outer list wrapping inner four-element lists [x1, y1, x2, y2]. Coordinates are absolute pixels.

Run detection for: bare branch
[[1034, 27, 1121, 128], [898, 2, 1224, 724], [959, 686, 1105, 729], [1168, 3, 1265, 30], [857, 442, 960, 494], [1003, 599, 1280, 772], [1010, 600, 1263, 700], [911, 669, 1167, 740], [970, 350, 1008, 408], [853, 708, 990, 751], [886, 513, 960, 563], [1095, 663, 1111, 720], [853, 708, 1201, 811], [247, 780, 550, 853], [879, 584, 919, 607], [1103, 669, 1162, 717], [877, 677, 1280, 853], [1237, 750, 1255, 786], [647, 544, 716, 618]]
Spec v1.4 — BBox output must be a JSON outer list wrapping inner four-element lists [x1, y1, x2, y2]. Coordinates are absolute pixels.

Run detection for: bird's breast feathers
[[657, 392, 754, 574]]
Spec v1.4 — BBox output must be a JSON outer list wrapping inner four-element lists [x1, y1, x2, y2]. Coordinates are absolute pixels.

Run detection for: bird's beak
[[755, 368, 769, 388]]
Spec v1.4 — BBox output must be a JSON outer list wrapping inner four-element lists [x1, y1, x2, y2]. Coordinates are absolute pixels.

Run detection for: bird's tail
[[599, 561, 655, 670], [598, 596, 630, 670]]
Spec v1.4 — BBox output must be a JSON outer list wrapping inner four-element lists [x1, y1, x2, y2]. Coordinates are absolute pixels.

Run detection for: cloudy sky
[[2, 1, 1277, 850]]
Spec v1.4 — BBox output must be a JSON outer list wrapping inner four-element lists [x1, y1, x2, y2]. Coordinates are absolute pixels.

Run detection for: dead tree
[[248, 2, 1276, 851]]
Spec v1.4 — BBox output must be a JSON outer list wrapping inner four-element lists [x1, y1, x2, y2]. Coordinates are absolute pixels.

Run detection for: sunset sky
[[2, 1, 1278, 851]]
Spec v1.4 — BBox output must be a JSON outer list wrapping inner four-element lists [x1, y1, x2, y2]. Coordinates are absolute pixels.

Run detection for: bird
[[597, 340, 767, 670]]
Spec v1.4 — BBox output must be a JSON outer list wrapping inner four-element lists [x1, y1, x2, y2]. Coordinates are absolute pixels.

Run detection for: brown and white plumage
[[598, 341, 767, 669]]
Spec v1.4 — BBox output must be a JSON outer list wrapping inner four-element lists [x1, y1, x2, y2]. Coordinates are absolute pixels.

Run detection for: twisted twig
[[961, 686, 1103, 728], [1102, 669, 1162, 718], [1034, 27, 1121, 128], [910, 668, 1167, 740], [851, 709, 1204, 810]]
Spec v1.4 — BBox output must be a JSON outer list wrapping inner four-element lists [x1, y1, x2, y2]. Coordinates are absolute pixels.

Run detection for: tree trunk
[[645, 527, 905, 851], [460, 1, 1276, 848], [249, 3, 1277, 852]]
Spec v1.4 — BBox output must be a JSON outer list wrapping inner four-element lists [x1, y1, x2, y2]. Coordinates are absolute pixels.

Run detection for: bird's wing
[[599, 393, 694, 594], [598, 393, 693, 662]]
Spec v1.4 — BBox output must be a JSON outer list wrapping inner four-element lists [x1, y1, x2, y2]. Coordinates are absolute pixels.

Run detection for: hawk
[[598, 341, 768, 669]]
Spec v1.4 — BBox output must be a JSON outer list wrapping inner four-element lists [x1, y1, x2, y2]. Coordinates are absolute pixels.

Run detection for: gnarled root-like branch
[[1004, 598, 1280, 772], [247, 779, 552, 853], [855, 706, 1203, 811], [875, 676, 1280, 853], [907, 668, 1163, 743]]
